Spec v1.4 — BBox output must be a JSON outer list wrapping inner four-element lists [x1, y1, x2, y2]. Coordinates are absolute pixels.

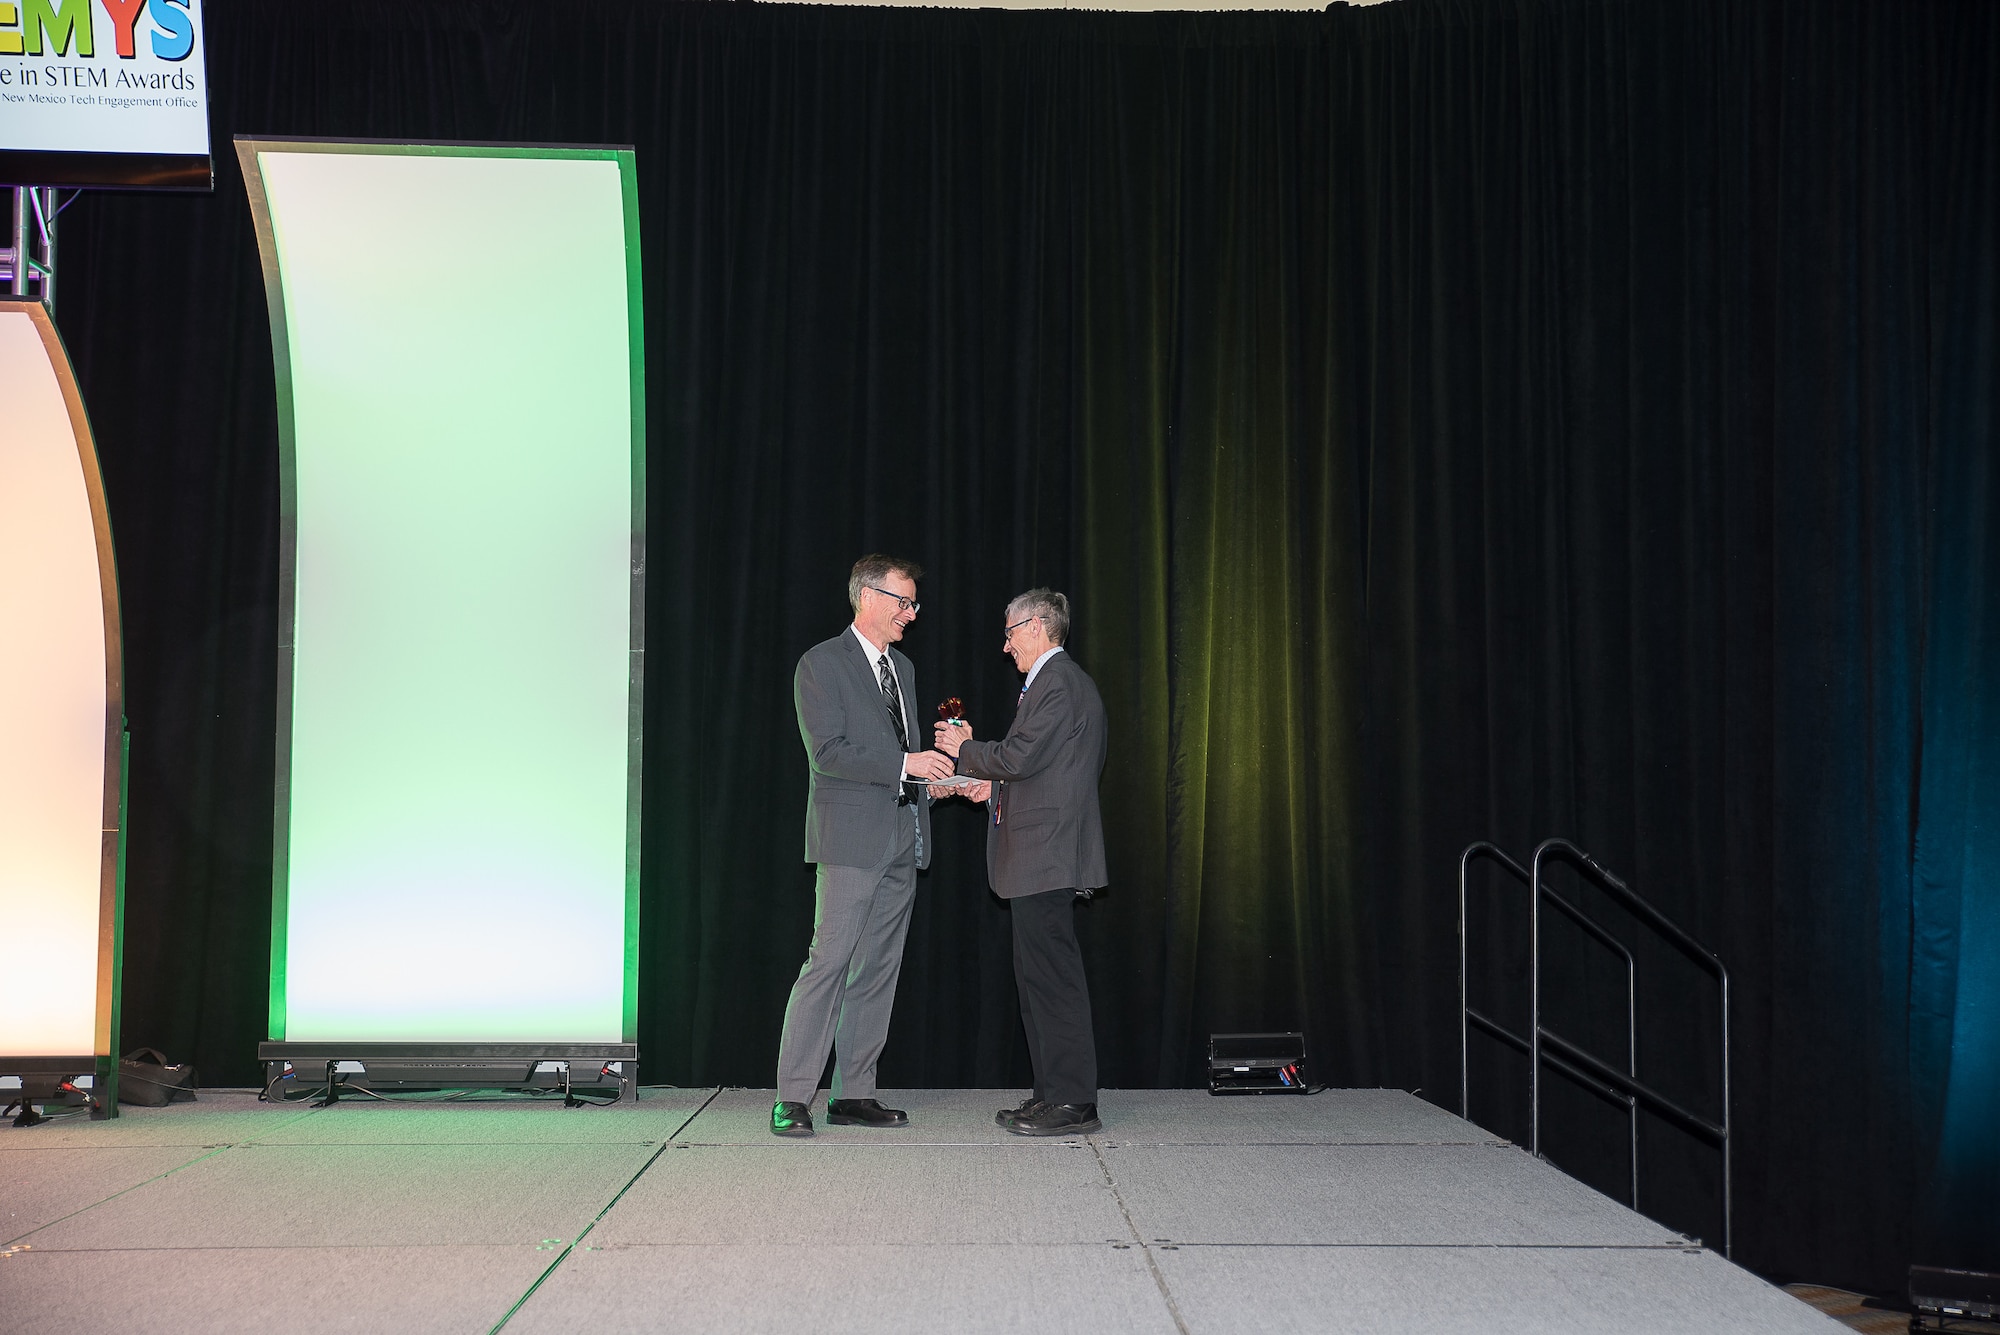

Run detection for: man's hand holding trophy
[[930, 698, 991, 802]]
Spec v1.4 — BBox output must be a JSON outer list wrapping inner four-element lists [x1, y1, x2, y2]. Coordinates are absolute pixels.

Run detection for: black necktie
[[879, 654, 920, 803]]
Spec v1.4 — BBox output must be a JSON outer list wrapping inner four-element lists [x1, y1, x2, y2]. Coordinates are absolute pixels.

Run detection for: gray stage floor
[[0, 1087, 1839, 1334]]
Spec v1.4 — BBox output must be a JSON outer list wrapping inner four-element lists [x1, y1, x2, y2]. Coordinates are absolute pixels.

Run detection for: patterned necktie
[[878, 654, 908, 749], [880, 654, 921, 804]]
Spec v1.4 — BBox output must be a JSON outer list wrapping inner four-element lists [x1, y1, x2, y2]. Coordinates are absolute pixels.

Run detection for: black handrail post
[[1627, 925, 1639, 1210], [1528, 844, 1545, 1159], [1721, 968, 1732, 1257], [1459, 842, 1538, 1132], [1458, 845, 1471, 1120]]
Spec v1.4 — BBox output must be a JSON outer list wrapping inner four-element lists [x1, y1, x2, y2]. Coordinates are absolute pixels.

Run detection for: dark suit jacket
[[795, 629, 933, 870], [953, 651, 1108, 898]]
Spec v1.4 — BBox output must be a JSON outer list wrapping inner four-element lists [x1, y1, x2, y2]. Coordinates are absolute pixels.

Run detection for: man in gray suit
[[934, 588, 1108, 1136], [773, 555, 955, 1138]]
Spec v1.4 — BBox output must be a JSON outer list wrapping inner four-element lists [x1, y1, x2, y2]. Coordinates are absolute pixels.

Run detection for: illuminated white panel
[[0, 304, 116, 1058], [244, 144, 643, 1044]]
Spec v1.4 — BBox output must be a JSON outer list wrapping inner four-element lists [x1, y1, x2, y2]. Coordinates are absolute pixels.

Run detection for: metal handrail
[[1467, 1008, 1635, 1114], [1460, 838, 1733, 1258], [1459, 842, 1639, 1208], [1528, 838, 1732, 1257]]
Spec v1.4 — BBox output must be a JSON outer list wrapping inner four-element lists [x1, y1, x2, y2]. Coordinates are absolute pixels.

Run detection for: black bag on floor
[[119, 1049, 198, 1107]]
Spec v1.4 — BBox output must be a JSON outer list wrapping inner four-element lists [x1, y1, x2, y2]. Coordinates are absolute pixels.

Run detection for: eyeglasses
[[866, 584, 920, 614], [1003, 615, 1039, 643]]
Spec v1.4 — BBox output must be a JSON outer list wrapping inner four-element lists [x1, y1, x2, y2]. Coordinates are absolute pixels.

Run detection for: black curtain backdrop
[[48, 0, 1997, 1293]]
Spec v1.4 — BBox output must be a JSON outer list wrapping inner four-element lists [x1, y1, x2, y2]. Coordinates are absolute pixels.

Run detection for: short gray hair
[[1006, 588, 1070, 644], [849, 554, 923, 614]]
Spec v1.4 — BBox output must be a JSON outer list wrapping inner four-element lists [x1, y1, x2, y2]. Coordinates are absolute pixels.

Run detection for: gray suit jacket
[[796, 630, 932, 870], [954, 651, 1108, 898]]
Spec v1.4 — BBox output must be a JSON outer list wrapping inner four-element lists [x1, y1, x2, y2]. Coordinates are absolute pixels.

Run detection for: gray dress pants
[[775, 812, 919, 1104]]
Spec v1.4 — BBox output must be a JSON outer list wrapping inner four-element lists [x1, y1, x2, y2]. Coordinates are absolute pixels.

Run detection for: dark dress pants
[[1011, 887, 1097, 1106]]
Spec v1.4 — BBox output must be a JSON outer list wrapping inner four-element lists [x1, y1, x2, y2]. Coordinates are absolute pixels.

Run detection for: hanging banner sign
[[0, 0, 211, 189]]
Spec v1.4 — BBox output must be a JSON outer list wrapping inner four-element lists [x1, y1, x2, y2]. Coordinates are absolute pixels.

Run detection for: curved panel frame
[[238, 139, 645, 1050], [0, 296, 126, 1111]]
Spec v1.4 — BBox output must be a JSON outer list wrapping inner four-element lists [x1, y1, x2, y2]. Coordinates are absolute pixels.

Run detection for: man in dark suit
[[934, 588, 1109, 1137], [772, 555, 955, 1138]]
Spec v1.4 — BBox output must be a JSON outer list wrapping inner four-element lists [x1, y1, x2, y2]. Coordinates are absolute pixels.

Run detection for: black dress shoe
[[771, 1100, 814, 1138], [825, 1098, 909, 1127], [995, 1096, 1048, 1128], [1005, 1102, 1101, 1137]]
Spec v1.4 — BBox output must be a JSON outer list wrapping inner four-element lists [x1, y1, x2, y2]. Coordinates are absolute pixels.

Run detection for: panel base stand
[[1, 1055, 117, 1121], [257, 1042, 638, 1105]]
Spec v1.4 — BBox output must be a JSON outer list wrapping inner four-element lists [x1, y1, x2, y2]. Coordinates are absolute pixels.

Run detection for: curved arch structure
[[0, 297, 125, 1113], [239, 140, 644, 1069]]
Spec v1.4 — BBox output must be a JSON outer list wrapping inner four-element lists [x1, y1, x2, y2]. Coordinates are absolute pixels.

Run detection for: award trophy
[[932, 698, 974, 790]]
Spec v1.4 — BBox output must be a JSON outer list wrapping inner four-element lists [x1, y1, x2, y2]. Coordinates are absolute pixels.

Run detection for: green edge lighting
[[240, 140, 645, 1045]]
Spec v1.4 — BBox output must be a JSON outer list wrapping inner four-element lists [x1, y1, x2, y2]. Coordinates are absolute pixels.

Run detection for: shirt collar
[[1023, 644, 1064, 693], [851, 623, 891, 662]]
